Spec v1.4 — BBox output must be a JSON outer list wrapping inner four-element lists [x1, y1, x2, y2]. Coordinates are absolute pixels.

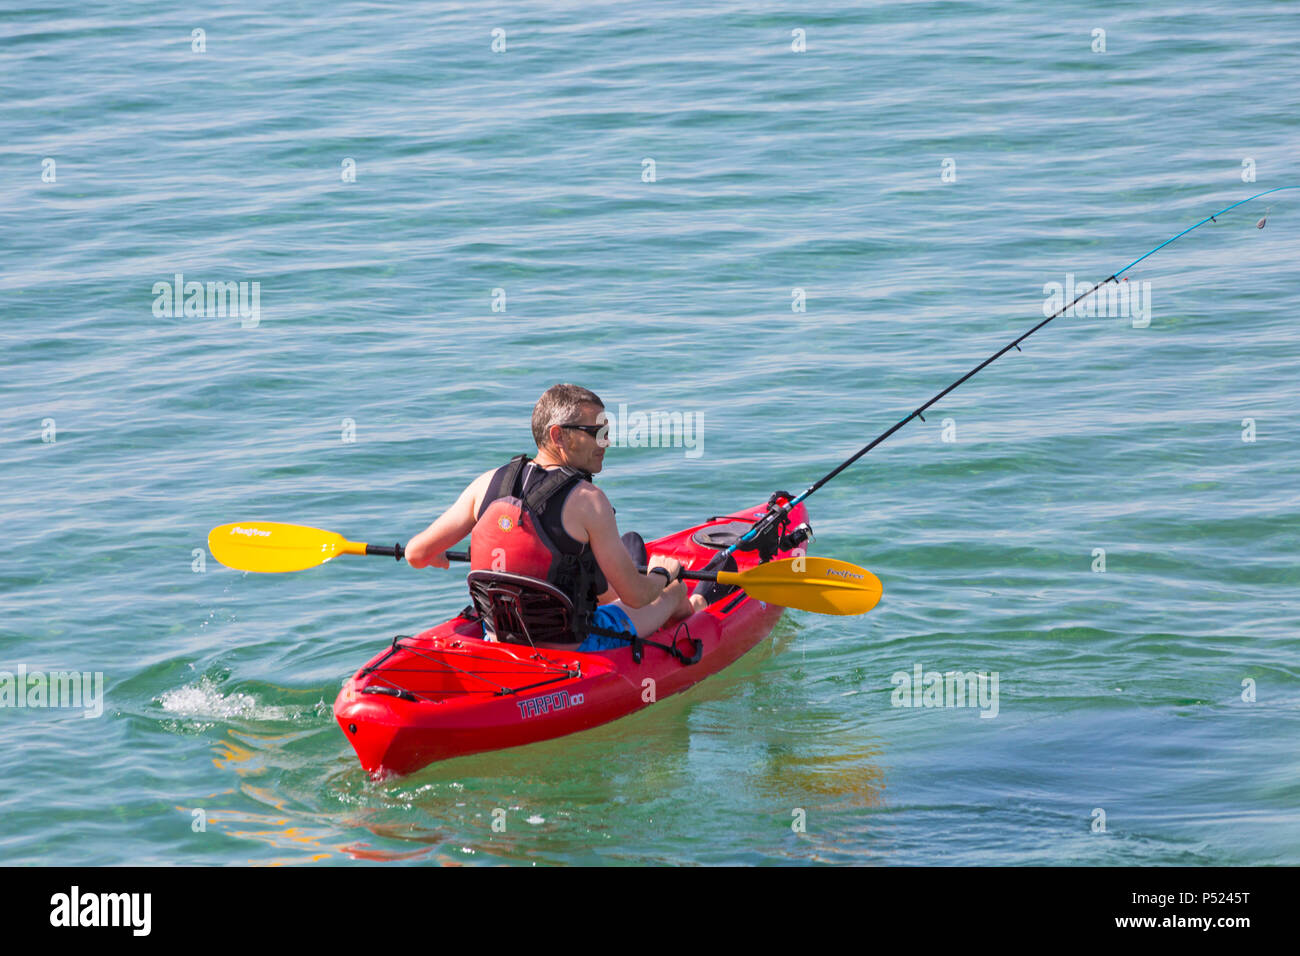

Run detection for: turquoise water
[[2, 0, 1298, 865]]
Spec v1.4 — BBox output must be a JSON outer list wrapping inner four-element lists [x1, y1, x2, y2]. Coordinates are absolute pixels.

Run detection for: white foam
[[158, 676, 294, 721]]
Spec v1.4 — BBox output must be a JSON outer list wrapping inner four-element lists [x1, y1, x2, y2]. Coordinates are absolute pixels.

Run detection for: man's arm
[[577, 485, 670, 609], [406, 471, 493, 569]]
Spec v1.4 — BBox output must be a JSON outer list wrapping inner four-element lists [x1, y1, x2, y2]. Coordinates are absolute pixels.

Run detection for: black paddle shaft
[[433, 549, 717, 582]]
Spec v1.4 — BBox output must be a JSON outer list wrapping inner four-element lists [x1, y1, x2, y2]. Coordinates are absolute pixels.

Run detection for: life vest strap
[[520, 465, 582, 516]]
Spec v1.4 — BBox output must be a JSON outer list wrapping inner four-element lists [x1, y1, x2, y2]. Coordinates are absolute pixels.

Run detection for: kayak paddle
[[207, 521, 406, 573], [207, 521, 881, 615], [685, 555, 882, 616]]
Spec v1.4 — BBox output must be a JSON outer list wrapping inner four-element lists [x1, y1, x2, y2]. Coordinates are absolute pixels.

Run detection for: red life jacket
[[468, 457, 703, 665], [469, 456, 606, 631]]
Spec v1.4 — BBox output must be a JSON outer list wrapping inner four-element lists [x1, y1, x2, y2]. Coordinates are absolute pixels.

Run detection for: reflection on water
[[757, 744, 886, 808]]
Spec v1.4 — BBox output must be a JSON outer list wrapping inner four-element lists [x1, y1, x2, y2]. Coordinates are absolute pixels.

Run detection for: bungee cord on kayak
[[360, 637, 580, 702], [725, 186, 1300, 562]]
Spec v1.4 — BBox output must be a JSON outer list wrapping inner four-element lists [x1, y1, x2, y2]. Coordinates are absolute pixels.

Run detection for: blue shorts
[[480, 605, 637, 651], [577, 605, 637, 652]]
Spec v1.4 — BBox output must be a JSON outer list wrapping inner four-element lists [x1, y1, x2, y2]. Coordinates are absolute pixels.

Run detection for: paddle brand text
[[825, 567, 863, 580]]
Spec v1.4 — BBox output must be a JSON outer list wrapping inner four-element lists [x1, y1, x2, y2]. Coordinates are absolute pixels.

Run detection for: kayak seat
[[467, 570, 577, 646], [467, 534, 650, 646]]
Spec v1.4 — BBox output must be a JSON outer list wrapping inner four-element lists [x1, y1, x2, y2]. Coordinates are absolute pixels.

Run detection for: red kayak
[[335, 501, 810, 777]]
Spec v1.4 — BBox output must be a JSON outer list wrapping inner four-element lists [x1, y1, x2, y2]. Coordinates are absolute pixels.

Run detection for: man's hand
[[647, 553, 683, 584]]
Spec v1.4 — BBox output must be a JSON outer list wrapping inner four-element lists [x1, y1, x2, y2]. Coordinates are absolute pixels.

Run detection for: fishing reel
[[736, 491, 812, 562], [782, 522, 814, 552]]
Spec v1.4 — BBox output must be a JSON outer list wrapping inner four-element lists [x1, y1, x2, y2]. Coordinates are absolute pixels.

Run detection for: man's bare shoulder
[[564, 478, 613, 523], [557, 478, 613, 547], [568, 476, 610, 504], [464, 467, 500, 514]]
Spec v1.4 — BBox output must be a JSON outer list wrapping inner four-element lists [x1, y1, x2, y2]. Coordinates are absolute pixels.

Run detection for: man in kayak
[[405, 384, 705, 650]]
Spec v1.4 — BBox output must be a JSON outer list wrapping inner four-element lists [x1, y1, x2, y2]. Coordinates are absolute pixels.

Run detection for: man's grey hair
[[532, 384, 605, 449]]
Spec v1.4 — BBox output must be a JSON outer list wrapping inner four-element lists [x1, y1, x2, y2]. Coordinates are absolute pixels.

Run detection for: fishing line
[[728, 185, 1299, 558]]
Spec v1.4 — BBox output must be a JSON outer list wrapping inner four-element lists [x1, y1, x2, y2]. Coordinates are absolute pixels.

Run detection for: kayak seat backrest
[[467, 570, 576, 645]]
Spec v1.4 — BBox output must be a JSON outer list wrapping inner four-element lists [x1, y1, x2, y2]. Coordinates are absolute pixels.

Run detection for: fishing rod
[[728, 185, 1299, 560]]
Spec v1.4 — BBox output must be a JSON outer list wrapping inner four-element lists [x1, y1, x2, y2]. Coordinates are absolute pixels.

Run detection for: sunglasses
[[559, 423, 607, 439]]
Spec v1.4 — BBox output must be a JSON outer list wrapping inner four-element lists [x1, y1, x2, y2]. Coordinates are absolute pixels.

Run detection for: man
[[405, 384, 704, 650]]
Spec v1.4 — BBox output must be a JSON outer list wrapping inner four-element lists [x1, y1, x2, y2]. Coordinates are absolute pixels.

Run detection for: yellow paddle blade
[[208, 522, 367, 573], [717, 556, 883, 616]]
